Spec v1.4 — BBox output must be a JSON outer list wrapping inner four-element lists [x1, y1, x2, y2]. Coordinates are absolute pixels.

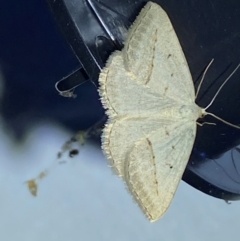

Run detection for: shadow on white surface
[[0, 122, 239, 241]]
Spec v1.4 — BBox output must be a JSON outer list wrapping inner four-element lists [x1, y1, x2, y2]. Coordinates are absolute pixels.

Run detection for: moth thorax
[[177, 104, 201, 120]]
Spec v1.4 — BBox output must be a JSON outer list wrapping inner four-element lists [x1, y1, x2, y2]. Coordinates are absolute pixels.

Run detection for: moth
[[98, 1, 240, 222]]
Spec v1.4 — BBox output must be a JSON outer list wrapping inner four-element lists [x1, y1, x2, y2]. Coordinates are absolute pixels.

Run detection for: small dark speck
[[171, 146, 175, 150], [167, 54, 172, 59], [166, 163, 173, 169], [69, 149, 79, 157], [171, 73, 174, 77]]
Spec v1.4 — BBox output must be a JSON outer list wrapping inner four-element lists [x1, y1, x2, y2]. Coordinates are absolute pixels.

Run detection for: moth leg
[[197, 121, 216, 126]]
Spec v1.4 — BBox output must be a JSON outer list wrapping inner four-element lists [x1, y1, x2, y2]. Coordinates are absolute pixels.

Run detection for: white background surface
[[0, 122, 239, 241]]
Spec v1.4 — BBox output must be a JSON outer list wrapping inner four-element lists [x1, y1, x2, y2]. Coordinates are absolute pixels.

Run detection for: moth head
[[178, 104, 201, 121]]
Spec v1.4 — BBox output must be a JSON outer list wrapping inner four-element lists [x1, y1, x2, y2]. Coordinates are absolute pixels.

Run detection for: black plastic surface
[[46, 0, 240, 200]]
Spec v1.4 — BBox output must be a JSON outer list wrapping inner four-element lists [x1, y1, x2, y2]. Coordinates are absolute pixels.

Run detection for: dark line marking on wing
[[146, 138, 159, 195], [145, 29, 158, 85]]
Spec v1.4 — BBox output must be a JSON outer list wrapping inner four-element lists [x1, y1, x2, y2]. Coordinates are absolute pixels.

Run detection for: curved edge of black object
[[46, 0, 100, 83], [46, 0, 133, 85], [183, 167, 240, 202], [46, 0, 240, 200], [185, 148, 240, 200]]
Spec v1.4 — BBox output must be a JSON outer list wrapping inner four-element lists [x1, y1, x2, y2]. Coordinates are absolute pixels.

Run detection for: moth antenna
[[195, 59, 214, 99], [204, 63, 240, 110], [204, 111, 240, 129]]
